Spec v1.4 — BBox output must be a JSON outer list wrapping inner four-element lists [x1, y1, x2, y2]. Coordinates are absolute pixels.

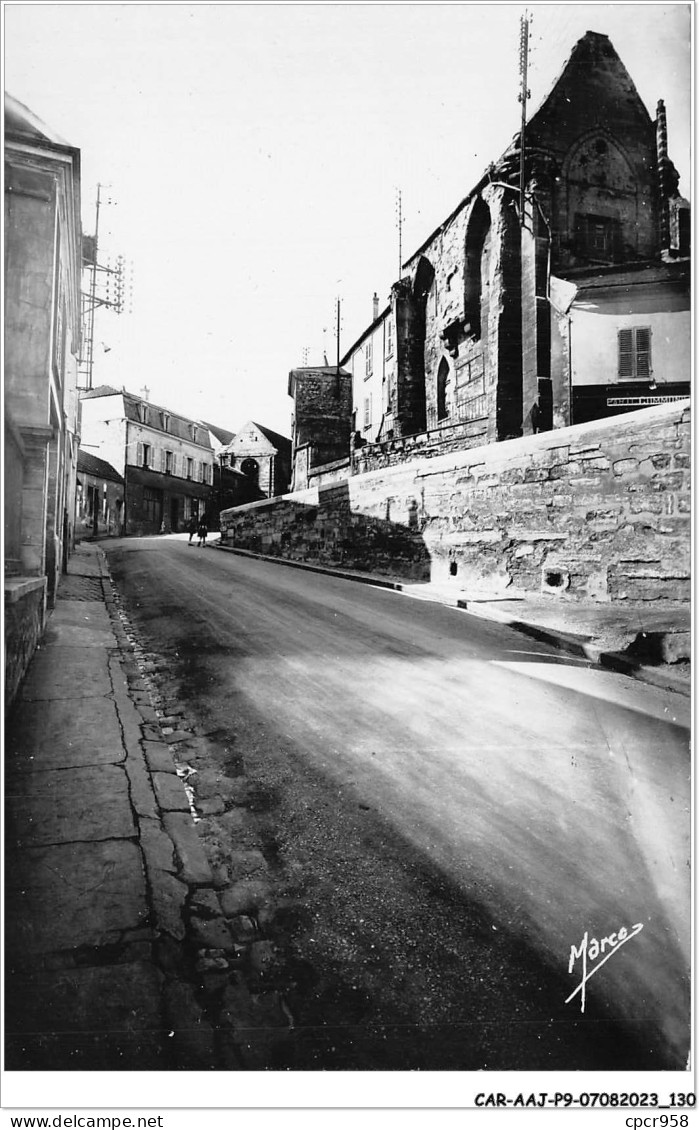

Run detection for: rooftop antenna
[[79, 183, 131, 390], [518, 12, 532, 225], [335, 297, 342, 394], [395, 188, 403, 276]]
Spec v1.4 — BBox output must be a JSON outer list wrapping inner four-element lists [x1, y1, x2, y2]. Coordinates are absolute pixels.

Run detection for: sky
[[3, 2, 692, 438]]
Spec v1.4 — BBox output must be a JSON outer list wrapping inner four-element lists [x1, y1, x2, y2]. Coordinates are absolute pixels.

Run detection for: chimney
[[373, 292, 379, 321], [656, 99, 670, 251]]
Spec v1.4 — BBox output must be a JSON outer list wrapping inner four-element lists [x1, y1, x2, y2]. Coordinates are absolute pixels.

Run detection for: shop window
[[143, 487, 162, 524]]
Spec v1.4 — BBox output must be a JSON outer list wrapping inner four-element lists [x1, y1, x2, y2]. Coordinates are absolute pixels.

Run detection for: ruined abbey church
[[289, 30, 690, 490]]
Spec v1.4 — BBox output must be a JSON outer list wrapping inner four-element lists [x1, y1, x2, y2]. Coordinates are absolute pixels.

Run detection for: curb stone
[[214, 541, 690, 697]]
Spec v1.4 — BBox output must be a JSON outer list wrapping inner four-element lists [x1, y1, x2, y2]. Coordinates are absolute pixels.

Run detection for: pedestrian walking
[[188, 516, 198, 545], [197, 519, 208, 548]]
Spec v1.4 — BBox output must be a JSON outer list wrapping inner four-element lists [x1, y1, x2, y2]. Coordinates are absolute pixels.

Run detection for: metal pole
[[397, 189, 402, 277], [86, 184, 102, 389], [519, 15, 529, 225]]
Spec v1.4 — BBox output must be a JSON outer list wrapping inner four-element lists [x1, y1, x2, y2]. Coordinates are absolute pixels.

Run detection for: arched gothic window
[[437, 358, 450, 421]]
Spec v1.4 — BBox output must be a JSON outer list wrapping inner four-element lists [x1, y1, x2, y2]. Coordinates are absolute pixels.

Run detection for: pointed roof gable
[[526, 31, 654, 161], [5, 93, 72, 147], [405, 30, 659, 269], [225, 420, 291, 457], [252, 422, 291, 451]]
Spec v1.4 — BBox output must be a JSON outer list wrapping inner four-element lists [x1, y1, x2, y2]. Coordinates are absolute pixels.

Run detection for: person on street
[[197, 519, 208, 548], [188, 516, 198, 545]]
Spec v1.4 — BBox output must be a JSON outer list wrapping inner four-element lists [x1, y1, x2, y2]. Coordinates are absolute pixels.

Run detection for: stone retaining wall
[[221, 400, 690, 602], [4, 577, 47, 712]]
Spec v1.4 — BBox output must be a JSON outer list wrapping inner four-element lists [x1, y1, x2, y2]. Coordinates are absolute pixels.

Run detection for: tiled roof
[[250, 422, 292, 452], [80, 384, 122, 399], [201, 421, 236, 446], [77, 450, 123, 483]]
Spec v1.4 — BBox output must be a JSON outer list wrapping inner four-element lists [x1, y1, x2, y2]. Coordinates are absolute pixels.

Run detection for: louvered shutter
[[635, 327, 651, 379], [618, 329, 634, 378], [136, 441, 143, 467], [160, 449, 167, 472]]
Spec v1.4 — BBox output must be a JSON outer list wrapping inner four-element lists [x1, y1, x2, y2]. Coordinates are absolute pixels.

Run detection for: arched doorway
[[240, 457, 259, 488]]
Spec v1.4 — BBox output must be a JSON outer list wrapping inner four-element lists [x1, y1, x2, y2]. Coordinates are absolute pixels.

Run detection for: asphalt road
[[105, 535, 691, 1071]]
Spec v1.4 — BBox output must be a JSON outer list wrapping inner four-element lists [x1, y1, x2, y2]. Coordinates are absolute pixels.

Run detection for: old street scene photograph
[[3, 0, 692, 1097]]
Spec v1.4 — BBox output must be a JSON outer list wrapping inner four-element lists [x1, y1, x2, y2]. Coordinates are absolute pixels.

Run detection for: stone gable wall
[[221, 400, 690, 603]]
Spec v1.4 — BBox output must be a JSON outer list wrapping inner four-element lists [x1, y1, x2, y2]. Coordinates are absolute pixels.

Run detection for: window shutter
[[160, 449, 166, 472], [635, 327, 651, 378], [136, 441, 143, 466], [618, 329, 634, 378]]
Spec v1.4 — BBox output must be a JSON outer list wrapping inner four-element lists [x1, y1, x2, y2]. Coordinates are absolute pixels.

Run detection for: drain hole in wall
[[542, 568, 569, 592]]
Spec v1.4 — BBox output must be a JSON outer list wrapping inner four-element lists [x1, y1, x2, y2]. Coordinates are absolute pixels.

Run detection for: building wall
[[347, 315, 393, 444], [227, 423, 290, 499], [403, 185, 522, 446], [221, 400, 690, 603], [79, 396, 128, 479], [570, 308, 690, 388], [4, 419, 24, 573], [76, 474, 124, 539], [290, 371, 352, 488], [80, 394, 217, 534], [4, 109, 81, 707]]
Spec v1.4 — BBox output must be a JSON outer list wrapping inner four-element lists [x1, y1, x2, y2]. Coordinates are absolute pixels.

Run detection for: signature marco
[[566, 922, 644, 1012]]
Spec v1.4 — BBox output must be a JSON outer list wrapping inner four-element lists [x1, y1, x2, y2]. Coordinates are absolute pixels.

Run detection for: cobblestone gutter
[[106, 575, 295, 1069]]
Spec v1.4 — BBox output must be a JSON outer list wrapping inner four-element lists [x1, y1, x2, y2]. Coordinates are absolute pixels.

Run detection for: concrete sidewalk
[[4, 542, 219, 1070], [213, 541, 691, 696]]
